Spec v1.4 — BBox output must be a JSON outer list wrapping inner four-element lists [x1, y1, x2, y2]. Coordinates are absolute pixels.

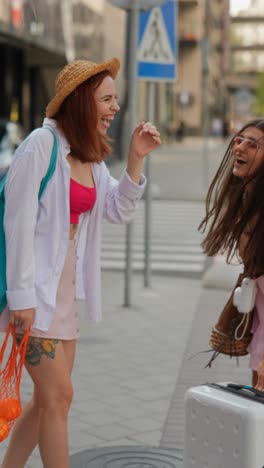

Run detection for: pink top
[[70, 178, 96, 224], [248, 276, 264, 370]]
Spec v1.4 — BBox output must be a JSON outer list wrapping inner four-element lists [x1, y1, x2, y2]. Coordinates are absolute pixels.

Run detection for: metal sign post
[[124, 0, 139, 307], [201, 33, 209, 192], [144, 81, 155, 287], [137, 0, 177, 288], [107, 0, 168, 306]]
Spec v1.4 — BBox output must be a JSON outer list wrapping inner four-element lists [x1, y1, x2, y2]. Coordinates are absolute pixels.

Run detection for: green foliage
[[253, 72, 264, 115]]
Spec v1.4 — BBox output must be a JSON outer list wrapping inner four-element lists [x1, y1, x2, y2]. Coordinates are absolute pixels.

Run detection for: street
[[110, 136, 226, 201], [101, 200, 205, 278], [102, 137, 228, 279]]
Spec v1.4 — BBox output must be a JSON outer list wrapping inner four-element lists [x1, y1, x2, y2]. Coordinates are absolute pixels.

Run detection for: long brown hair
[[55, 70, 112, 162], [199, 119, 264, 277]]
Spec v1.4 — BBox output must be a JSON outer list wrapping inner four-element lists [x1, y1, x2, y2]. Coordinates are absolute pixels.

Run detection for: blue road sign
[[137, 0, 177, 81]]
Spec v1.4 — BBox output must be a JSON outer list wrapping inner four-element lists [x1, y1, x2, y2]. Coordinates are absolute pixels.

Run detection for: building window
[[232, 51, 264, 72]]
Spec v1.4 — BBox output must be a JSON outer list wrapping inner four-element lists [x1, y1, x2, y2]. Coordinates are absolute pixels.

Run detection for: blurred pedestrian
[[0, 58, 161, 468], [211, 116, 222, 137], [199, 119, 264, 391], [222, 116, 230, 139], [175, 119, 185, 141]]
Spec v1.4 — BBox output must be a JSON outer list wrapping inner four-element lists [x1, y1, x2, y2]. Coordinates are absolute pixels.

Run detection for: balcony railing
[[232, 44, 264, 51], [178, 0, 198, 5], [179, 24, 200, 45], [179, 33, 198, 45], [231, 16, 264, 23]]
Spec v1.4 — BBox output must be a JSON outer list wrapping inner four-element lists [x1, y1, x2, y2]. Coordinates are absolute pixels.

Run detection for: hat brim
[[46, 57, 120, 118]]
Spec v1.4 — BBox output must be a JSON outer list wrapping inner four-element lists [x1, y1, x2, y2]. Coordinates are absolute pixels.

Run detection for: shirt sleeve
[[103, 165, 146, 224], [4, 129, 53, 310]]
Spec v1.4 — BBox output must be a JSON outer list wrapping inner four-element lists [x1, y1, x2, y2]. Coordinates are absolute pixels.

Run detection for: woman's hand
[[10, 308, 35, 332], [127, 122, 161, 184], [130, 121, 161, 159], [255, 356, 264, 391]]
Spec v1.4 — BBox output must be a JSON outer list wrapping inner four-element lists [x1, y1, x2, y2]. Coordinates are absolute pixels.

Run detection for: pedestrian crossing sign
[[137, 0, 177, 81]]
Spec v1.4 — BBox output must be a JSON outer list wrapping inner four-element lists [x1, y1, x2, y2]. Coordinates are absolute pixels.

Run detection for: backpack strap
[[0, 127, 58, 202], [38, 127, 58, 199]]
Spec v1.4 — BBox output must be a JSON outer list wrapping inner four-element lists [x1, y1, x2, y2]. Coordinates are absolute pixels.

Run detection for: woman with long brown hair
[[0, 58, 161, 468], [199, 119, 264, 391]]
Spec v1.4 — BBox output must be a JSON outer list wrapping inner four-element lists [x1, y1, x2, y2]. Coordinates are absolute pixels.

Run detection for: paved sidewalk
[[161, 273, 251, 450], [0, 271, 202, 467], [1, 264, 249, 467]]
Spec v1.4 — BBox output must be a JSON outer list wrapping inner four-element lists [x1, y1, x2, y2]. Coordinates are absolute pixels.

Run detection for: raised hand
[[129, 121, 161, 159], [127, 122, 161, 184]]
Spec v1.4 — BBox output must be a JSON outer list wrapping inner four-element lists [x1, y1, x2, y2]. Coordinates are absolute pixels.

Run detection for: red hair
[[55, 70, 112, 162]]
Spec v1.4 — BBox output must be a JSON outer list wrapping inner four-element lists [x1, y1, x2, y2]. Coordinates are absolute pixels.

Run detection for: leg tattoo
[[16, 336, 59, 366]]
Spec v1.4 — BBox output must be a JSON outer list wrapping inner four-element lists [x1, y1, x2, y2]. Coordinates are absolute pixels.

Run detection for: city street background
[[0, 0, 263, 465]]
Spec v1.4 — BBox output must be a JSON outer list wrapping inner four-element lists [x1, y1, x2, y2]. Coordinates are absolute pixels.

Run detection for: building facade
[[227, 0, 264, 125], [137, 0, 229, 136], [0, 0, 66, 131], [0, 0, 126, 135], [174, 0, 230, 135]]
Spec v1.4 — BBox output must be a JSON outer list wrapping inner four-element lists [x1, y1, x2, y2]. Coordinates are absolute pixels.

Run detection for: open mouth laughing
[[101, 116, 114, 130]]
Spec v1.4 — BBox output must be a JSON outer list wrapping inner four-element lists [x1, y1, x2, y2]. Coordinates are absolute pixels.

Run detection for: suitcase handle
[[207, 382, 264, 403], [227, 383, 264, 398]]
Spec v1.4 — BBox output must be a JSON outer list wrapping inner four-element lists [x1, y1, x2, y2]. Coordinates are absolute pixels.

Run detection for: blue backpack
[[0, 127, 58, 313]]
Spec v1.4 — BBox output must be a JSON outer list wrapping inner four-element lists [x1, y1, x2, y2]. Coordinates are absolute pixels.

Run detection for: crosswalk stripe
[[101, 261, 204, 275], [102, 244, 202, 253], [101, 251, 204, 262], [101, 200, 206, 277]]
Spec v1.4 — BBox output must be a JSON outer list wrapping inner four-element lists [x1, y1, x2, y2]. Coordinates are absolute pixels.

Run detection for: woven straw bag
[[207, 272, 255, 367]]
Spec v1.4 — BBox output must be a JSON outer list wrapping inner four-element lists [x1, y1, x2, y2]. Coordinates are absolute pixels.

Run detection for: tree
[[253, 71, 264, 116]]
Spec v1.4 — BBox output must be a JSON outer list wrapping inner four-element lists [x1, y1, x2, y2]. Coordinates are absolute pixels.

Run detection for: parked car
[[0, 119, 24, 180]]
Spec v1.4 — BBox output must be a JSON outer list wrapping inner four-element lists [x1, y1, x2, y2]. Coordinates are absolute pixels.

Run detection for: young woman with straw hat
[[0, 57, 161, 468]]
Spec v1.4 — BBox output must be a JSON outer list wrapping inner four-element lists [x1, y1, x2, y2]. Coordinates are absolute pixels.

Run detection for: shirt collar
[[43, 117, 71, 158]]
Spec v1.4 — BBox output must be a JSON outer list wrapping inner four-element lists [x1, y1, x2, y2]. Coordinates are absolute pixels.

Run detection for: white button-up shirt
[[4, 118, 146, 331]]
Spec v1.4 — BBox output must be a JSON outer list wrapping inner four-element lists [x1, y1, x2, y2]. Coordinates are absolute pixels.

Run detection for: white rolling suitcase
[[184, 383, 264, 468]]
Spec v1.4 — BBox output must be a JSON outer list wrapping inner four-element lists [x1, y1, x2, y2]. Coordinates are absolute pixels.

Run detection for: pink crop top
[[70, 178, 96, 224]]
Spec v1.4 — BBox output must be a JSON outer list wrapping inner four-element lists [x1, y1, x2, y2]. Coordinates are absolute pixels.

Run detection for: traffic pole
[[144, 81, 155, 288], [124, 0, 140, 307], [202, 0, 210, 193]]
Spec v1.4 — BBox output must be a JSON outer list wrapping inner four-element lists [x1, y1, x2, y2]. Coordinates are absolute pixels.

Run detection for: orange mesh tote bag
[[0, 324, 29, 442]]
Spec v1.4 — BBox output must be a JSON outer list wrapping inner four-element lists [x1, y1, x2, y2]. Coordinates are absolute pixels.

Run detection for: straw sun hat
[[46, 57, 120, 118]]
